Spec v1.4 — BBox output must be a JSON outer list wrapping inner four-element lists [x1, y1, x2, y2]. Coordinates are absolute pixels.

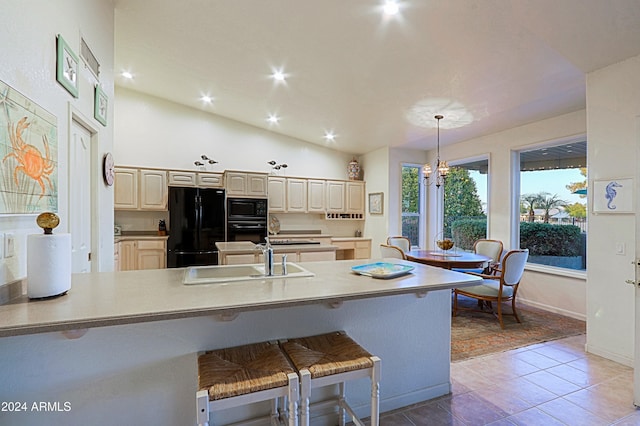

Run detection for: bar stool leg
[[299, 369, 311, 426], [287, 372, 299, 426], [196, 390, 210, 426], [370, 356, 381, 426], [338, 382, 346, 426]]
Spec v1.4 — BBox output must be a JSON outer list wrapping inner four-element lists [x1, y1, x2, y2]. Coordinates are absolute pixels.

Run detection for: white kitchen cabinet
[[168, 171, 197, 187], [115, 167, 167, 211], [117, 238, 167, 271], [332, 238, 371, 260], [114, 168, 138, 210], [325, 180, 346, 213], [225, 171, 268, 197], [118, 240, 137, 271], [197, 172, 223, 188], [268, 177, 286, 212], [287, 178, 307, 212], [140, 170, 168, 210], [307, 179, 326, 213], [345, 181, 365, 214]]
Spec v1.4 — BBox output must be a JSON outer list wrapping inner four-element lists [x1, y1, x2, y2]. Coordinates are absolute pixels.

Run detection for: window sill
[[524, 263, 587, 280]]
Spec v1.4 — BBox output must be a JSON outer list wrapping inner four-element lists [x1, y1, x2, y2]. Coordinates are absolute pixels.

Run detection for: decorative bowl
[[436, 239, 454, 251]]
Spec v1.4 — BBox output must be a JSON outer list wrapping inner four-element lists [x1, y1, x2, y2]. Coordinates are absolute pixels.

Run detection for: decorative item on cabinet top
[[348, 158, 360, 180]]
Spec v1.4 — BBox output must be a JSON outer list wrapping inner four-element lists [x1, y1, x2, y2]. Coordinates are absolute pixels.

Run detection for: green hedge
[[451, 219, 487, 250], [519, 222, 581, 256]]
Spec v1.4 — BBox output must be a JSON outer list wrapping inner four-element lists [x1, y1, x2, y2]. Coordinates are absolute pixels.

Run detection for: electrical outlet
[[5, 232, 14, 258]]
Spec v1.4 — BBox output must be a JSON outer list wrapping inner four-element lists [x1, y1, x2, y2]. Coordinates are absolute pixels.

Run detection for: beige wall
[[585, 54, 640, 365]]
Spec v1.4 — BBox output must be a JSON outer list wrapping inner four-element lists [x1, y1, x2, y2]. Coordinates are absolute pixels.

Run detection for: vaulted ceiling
[[114, 0, 640, 154]]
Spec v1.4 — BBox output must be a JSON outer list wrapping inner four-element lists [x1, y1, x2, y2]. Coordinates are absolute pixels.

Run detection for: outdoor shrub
[[451, 219, 487, 250], [519, 222, 581, 256]]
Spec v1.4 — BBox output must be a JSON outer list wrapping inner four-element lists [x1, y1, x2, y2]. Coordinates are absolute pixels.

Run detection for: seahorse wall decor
[[605, 181, 622, 210]]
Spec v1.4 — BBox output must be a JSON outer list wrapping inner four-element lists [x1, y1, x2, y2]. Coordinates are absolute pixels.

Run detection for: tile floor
[[374, 335, 639, 425]]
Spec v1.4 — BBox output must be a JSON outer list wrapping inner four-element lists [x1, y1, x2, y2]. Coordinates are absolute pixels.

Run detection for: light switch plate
[[616, 242, 626, 255], [5, 232, 14, 258]]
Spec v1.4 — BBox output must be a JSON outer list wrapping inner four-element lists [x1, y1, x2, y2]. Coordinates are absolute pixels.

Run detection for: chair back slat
[[473, 239, 503, 263]]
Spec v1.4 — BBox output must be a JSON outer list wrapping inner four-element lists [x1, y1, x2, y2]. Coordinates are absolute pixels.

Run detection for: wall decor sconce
[[195, 155, 218, 169], [268, 160, 288, 173]]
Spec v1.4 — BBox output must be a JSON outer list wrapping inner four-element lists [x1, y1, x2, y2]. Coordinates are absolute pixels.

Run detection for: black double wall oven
[[226, 197, 268, 244]]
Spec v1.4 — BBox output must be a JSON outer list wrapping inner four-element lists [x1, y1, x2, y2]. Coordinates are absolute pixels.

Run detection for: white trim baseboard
[[519, 297, 586, 321]]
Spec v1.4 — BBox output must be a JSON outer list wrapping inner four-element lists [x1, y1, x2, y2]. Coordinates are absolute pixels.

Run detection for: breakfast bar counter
[[0, 260, 479, 426]]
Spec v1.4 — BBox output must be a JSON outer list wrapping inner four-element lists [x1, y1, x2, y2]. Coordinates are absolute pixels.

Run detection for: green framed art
[[94, 85, 108, 126], [56, 35, 79, 98]]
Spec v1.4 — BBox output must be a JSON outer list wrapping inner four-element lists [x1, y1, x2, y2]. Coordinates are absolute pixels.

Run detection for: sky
[[470, 168, 587, 211]]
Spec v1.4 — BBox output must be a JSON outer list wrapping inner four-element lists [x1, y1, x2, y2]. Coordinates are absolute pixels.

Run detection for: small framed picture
[[592, 178, 634, 214], [94, 84, 108, 126], [369, 192, 383, 215], [56, 35, 79, 98]]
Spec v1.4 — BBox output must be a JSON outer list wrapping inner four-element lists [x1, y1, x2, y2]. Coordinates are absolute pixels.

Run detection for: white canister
[[27, 233, 72, 299]]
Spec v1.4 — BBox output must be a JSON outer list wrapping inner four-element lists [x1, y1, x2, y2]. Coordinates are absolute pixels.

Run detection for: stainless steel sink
[[183, 263, 315, 285]]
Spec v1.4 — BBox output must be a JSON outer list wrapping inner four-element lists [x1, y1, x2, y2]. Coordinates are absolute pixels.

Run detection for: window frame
[[401, 162, 426, 249], [511, 135, 587, 275]]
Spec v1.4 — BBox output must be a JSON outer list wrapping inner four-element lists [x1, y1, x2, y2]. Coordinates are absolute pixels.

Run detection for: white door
[[70, 120, 92, 273]]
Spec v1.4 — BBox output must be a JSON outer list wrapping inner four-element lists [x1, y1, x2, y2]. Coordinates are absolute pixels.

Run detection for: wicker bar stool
[[280, 331, 381, 426], [196, 341, 299, 426]]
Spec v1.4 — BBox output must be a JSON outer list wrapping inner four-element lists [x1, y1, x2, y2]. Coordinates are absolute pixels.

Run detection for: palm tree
[[537, 193, 568, 223], [521, 193, 542, 222]]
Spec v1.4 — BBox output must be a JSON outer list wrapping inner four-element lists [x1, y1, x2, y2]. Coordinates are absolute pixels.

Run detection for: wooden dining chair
[[453, 249, 529, 329], [386, 236, 410, 253], [380, 244, 407, 259]]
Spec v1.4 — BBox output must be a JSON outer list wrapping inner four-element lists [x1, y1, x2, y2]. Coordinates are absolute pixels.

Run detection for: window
[[518, 140, 587, 271], [401, 164, 423, 247], [443, 158, 488, 251]]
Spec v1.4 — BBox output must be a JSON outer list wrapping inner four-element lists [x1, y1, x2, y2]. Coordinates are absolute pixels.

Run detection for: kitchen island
[[216, 241, 338, 264], [0, 259, 479, 426]]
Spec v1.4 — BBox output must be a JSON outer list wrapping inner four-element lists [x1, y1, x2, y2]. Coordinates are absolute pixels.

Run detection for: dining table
[[406, 249, 493, 270]]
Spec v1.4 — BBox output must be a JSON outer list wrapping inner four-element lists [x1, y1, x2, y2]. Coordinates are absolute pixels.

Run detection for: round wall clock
[[103, 152, 115, 186]]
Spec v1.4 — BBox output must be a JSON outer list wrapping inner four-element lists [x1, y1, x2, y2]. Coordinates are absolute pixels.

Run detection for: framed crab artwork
[[0, 80, 58, 214]]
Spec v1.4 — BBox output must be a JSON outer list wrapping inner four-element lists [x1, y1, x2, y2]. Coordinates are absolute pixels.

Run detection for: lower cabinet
[[332, 238, 372, 260], [220, 249, 336, 265], [116, 239, 167, 271]]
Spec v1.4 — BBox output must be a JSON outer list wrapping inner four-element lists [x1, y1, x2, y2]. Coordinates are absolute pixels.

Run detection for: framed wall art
[[592, 178, 634, 214], [368, 192, 383, 215], [94, 84, 108, 126], [0, 79, 58, 214], [56, 34, 79, 98]]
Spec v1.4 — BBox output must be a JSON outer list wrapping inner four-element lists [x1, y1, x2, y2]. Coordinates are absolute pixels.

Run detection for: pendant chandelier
[[423, 114, 449, 188]]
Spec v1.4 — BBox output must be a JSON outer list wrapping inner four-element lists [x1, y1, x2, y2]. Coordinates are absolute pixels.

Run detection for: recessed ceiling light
[[383, 1, 399, 15], [324, 131, 336, 142], [267, 114, 280, 124], [272, 70, 286, 82], [121, 71, 133, 79], [200, 95, 213, 103]]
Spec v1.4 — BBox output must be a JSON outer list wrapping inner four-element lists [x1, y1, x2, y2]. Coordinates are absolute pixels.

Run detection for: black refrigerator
[[167, 187, 226, 267]]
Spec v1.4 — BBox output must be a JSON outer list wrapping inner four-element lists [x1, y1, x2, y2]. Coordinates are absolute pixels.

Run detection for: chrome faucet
[[262, 237, 274, 276]]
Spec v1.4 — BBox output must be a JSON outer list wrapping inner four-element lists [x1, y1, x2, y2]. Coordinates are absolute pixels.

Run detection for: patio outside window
[[518, 141, 587, 271]]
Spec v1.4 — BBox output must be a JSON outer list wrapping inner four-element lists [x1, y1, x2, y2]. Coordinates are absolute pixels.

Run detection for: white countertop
[[0, 259, 480, 338]]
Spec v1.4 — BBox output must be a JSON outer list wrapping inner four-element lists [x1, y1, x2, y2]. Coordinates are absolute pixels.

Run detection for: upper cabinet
[[268, 177, 286, 212], [168, 171, 223, 188], [115, 167, 168, 211], [267, 177, 363, 217], [307, 179, 326, 213], [225, 171, 268, 197], [325, 180, 365, 219]]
